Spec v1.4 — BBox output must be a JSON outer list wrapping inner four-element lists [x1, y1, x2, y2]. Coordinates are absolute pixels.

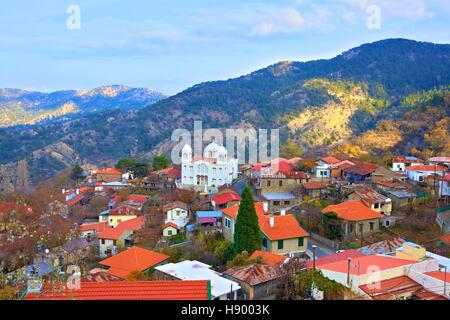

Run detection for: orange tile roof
[[317, 255, 415, 275], [211, 192, 241, 205], [155, 166, 181, 178], [322, 200, 384, 221], [79, 222, 109, 233], [99, 216, 145, 240], [414, 288, 448, 300], [163, 200, 189, 212], [25, 280, 210, 300], [99, 246, 169, 278], [108, 205, 140, 216], [221, 202, 266, 220], [359, 276, 422, 299], [424, 271, 450, 283], [320, 156, 341, 165], [440, 234, 450, 245], [97, 168, 123, 175], [249, 250, 288, 266], [163, 222, 179, 229], [343, 162, 380, 175], [222, 203, 308, 240], [302, 181, 330, 190], [406, 165, 447, 172], [259, 214, 309, 241]]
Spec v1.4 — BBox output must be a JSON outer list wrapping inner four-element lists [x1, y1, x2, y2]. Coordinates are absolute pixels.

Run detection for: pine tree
[[232, 185, 262, 257]]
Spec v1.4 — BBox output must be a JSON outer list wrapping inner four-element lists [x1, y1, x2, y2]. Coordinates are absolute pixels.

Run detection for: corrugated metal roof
[[223, 264, 284, 286]]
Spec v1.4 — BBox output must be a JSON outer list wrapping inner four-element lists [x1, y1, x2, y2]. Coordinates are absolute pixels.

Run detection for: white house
[[313, 156, 340, 178], [180, 142, 238, 191], [154, 260, 241, 300], [163, 201, 189, 229], [392, 156, 423, 172], [406, 165, 447, 182]]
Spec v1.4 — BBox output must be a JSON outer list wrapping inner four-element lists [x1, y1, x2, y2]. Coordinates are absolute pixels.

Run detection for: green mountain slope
[[1, 39, 449, 184]]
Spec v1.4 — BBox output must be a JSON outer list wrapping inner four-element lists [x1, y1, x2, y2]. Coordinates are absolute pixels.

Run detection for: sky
[[0, 0, 449, 95]]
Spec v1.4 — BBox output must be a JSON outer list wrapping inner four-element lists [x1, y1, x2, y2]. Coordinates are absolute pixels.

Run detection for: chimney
[[280, 208, 286, 216], [62, 188, 65, 195], [269, 214, 274, 228], [76, 189, 80, 195], [263, 202, 268, 212]]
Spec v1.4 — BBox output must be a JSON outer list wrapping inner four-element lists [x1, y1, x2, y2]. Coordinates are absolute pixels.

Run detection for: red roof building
[[25, 280, 210, 300], [99, 246, 170, 278], [79, 222, 109, 233], [249, 250, 288, 266], [322, 200, 384, 221], [211, 192, 242, 206], [359, 276, 422, 300], [99, 216, 145, 240], [163, 200, 189, 212]]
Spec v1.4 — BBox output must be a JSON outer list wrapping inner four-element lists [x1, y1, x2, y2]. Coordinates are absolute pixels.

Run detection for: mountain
[[1, 38, 450, 186], [0, 85, 166, 127]]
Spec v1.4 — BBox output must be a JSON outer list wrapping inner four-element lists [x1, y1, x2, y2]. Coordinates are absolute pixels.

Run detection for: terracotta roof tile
[[25, 280, 209, 300], [249, 250, 288, 266], [211, 192, 241, 205], [99, 246, 169, 278], [99, 216, 145, 240], [322, 200, 384, 221]]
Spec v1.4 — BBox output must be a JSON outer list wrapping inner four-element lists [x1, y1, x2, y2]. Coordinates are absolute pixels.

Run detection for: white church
[[180, 142, 239, 192]]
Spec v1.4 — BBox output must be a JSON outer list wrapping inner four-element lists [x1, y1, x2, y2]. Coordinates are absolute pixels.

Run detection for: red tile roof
[[25, 280, 210, 300], [414, 288, 448, 300], [223, 264, 284, 286], [359, 276, 422, 299], [424, 271, 450, 283], [406, 165, 447, 172], [322, 200, 384, 221], [127, 195, 148, 204], [350, 188, 389, 205], [317, 255, 415, 275], [441, 173, 450, 181], [155, 166, 181, 179], [99, 216, 145, 240], [66, 194, 85, 207], [109, 205, 140, 216], [222, 203, 308, 241], [163, 200, 189, 212], [320, 156, 341, 165], [302, 180, 331, 190], [249, 250, 288, 266], [440, 234, 450, 246], [79, 222, 109, 233], [163, 222, 179, 229], [97, 168, 123, 175], [211, 192, 242, 205], [305, 250, 365, 269], [99, 246, 169, 278], [343, 162, 380, 175], [259, 214, 309, 241], [222, 202, 266, 220]]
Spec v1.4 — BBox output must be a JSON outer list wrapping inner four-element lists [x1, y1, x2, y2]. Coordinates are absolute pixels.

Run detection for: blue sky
[[0, 0, 449, 95]]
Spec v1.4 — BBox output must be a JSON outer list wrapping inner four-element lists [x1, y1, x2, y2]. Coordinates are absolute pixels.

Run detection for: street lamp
[[312, 245, 317, 270], [347, 258, 352, 286]]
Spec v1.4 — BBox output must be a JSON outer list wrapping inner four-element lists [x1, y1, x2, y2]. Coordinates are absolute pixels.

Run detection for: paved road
[[307, 239, 335, 259]]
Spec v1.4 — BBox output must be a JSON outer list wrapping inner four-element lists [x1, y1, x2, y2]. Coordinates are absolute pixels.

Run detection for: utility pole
[[347, 258, 352, 286]]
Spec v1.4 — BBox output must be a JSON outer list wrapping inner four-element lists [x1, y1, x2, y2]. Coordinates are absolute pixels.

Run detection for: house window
[[385, 220, 390, 227], [263, 238, 268, 248], [298, 237, 304, 247], [277, 240, 284, 250], [370, 222, 374, 231], [419, 176, 424, 182], [284, 201, 290, 205], [101, 239, 105, 245], [267, 180, 271, 187], [374, 203, 380, 209], [113, 240, 117, 246], [168, 230, 173, 236], [273, 201, 280, 206], [279, 180, 283, 187], [225, 218, 232, 228]]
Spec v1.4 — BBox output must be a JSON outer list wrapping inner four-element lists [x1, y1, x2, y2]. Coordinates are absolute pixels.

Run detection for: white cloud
[[250, 7, 305, 36]]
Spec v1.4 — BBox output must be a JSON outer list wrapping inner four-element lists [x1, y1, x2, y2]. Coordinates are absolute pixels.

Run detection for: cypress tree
[[232, 185, 262, 256]]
